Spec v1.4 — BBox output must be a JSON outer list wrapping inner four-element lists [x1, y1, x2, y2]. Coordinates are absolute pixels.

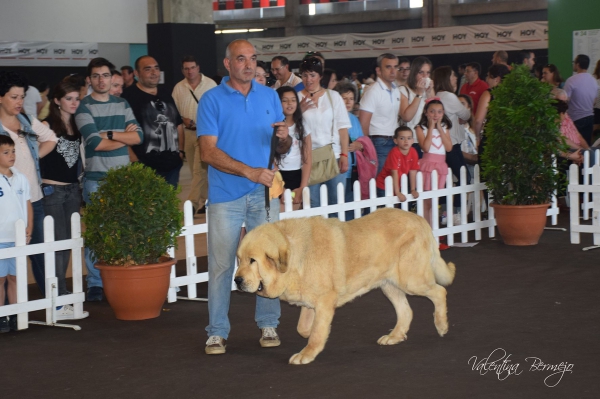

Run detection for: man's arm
[[199, 136, 275, 187], [358, 110, 372, 137], [178, 124, 185, 159]]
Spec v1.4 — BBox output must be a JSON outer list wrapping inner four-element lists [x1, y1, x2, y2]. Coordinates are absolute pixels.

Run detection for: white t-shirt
[[298, 89, 351, 158], [399, 85, 425, 140], [359, 78, 401, 136], [437, 91, 471, 145], [0, 168, 31, 242], [279, 124, 311, 171], [421, 127, 446, 155], [23, 86, 42, 117]]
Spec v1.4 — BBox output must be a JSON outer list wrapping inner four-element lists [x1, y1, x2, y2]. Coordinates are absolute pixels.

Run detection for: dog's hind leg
[[289, 296, 336, 365], [297, 307, 315, 339], [424, 284, 448, 336], [377, 283, 413, 345]]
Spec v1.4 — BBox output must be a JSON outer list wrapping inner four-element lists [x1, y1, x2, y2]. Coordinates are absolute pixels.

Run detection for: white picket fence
[[1, 165, 562, 327], [569, 164, 600, 249], [0, 214, 86, 331], [580, 149, 600, 220], [166, 165, 559, 302]]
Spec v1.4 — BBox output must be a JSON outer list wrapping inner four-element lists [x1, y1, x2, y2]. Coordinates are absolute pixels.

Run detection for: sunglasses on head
[[301, 58, 322, 68]]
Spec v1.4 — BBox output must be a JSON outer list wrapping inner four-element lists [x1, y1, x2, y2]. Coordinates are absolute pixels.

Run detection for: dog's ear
[[265, 224, 290, 273]]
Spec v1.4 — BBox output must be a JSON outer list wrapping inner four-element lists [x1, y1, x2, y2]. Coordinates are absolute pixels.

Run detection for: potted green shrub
[[481, 64, 566, 245], [83, 163, 183, 319]]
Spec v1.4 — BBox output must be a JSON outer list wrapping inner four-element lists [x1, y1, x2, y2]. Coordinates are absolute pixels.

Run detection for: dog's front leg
[[289, 296, 336, 365], [297, 307, 315, 339]]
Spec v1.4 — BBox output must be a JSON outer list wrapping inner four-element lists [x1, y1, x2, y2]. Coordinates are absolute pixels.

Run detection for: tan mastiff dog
[[234, 208, 456, 365]]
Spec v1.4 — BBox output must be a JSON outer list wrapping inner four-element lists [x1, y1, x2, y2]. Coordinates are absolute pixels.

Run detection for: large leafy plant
[[83, 163, 183, 266], [481, 64, 566, 205]]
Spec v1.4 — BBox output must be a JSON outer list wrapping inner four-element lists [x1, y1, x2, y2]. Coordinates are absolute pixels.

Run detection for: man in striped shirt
[[75, 57, 143, 302]]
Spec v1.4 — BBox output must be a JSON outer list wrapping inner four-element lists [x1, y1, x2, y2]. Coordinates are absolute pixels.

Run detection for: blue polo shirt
[[197, 77, 284, 203]]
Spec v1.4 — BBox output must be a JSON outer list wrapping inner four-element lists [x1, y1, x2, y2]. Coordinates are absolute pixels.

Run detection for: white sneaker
[[55, 305, 89, 321]]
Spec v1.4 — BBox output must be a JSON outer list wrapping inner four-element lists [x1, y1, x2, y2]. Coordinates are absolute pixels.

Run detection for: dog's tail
[[431, 238, 456, 286]]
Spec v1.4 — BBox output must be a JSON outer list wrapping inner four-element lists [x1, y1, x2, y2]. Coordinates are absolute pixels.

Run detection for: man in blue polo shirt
[[197, 39, 292, 355]]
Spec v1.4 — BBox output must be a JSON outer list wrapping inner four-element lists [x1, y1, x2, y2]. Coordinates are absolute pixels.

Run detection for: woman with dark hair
[[433, 67, 471, 174], [255, 61, 269, 86], [399, 56, 435, 147], [541, 64, 566, 100], [276, 86, 312, 206], [321, 68, 338, 90], [298, 57, 350, 214], [39, 80, 83, 298], [0, 71, 57, 299]]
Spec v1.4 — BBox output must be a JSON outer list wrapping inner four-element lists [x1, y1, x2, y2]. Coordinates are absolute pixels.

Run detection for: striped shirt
[[74, 95, 143, 181]]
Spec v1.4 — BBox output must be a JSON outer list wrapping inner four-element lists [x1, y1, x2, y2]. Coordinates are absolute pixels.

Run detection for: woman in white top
[[433, 65, 471, 184], [399, 56, 436, 149], [298, 57, 351, 212], [0, 71, 57, 296]]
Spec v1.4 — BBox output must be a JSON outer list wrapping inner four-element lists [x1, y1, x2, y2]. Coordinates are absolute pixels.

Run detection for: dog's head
[[234, 222, 290, 298]]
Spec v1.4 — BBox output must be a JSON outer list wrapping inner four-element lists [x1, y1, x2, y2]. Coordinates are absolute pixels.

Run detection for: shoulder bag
[[307, 90, 340, 186]]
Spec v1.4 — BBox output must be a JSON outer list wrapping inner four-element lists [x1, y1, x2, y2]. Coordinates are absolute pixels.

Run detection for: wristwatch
[[107, 131, 114, 140]]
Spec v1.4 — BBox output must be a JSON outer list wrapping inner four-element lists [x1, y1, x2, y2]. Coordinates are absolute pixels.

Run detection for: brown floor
[[1, 211, 599, 398]]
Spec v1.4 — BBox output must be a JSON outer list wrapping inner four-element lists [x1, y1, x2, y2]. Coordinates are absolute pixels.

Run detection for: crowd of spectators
[[2, 43, 600, 337]]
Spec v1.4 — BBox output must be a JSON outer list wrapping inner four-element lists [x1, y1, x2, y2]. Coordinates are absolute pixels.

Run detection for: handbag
[[308, 90, 340, 186]]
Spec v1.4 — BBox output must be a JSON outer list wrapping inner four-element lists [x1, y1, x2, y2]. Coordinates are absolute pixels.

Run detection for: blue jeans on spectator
[[83, 178, 103, 288], [156, 165, 182, 189], [42, 183, 82, 295], [370, 136, 395, 176], [206, 185, 280, 339], [30, 200, 46, 296], [308, 170, 346, 218]]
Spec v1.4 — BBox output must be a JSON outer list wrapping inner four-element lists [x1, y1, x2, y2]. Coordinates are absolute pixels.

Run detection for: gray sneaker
[[205, 336, 227, 355], [259, 327, 281, 348]]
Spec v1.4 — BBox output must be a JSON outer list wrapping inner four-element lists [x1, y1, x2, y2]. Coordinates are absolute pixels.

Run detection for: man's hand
[[272, 121, 289, 141], [247, 167, 275, 187], [125, 123, 139, 132]]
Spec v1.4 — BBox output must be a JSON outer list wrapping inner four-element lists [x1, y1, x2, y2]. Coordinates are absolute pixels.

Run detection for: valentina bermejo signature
[[468, 348, 574, 387]]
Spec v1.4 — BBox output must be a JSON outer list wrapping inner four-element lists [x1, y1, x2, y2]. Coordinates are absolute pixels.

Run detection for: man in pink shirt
[[459, 62, 489, 115]]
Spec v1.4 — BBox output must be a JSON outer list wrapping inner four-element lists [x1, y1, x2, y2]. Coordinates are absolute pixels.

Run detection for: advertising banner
[[249, 21, 548, 61], [0, 42, 100, 67]]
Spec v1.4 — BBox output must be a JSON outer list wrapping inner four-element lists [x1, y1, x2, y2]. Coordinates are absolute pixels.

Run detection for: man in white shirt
[[271, 56, 302, 90], [172, 55, 217, 214], [359, 53, 400, 175], [23, 85, 43, 117]]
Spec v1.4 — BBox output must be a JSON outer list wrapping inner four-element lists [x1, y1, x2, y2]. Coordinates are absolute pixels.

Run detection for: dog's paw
[[434, 313, 448, 337], [289, 352, 315, 365], [377, 333, 407, 345]]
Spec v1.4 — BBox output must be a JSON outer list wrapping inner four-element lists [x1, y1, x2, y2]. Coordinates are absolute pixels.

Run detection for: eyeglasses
[[90, 73, 111, 80], [271, 65, 285, 72], [397, 67, 411, 72], [153, 98, 166, 113]]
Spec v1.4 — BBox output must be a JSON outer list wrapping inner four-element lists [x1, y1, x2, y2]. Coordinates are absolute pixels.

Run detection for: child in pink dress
[[415, 98, 453, 225]]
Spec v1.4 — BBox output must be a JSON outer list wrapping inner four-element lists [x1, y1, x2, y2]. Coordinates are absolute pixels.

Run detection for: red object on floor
[[439, 243, 450, 251]]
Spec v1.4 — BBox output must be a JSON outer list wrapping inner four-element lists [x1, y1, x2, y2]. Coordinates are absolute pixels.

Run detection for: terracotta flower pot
[[490, 203, 550, 246], [95, 257, 175, 320]]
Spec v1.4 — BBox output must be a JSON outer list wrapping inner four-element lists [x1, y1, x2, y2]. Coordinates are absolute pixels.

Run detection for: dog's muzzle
[[233, 277, 263, 292]]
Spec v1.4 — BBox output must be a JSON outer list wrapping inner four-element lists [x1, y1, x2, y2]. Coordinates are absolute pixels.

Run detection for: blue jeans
[[155, 165, 182, 189], [206, 185, 281, 339], [371, 136, 396, 176], [30, 200, 46, 295], [42, 183, 82, 295], [83, 178, 103, 288], [308, 169, 346, 218]]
